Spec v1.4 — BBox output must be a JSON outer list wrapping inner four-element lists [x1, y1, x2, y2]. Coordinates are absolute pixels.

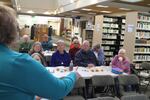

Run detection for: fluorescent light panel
[[100, 11, 111, 13], [82, 8, 92, 11], [27, 10, 34, 14], [120, 0, 143, 3], [119, 8, 131, 10], [71, 11, 80, 13], [96, 5, 108, 8], [88, 12, 96, 15], [43, 11, 50, 15]]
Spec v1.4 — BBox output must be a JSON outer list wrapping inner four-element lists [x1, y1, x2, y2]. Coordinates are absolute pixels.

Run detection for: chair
[[139, 62, 150, 93], [91, 75, 116, 98], [88, 97, 118, 100], [64, 77, 87, 100], [121, 94, 149, 100], [117, 74, 140, 97], [64, 96, 85, 100]]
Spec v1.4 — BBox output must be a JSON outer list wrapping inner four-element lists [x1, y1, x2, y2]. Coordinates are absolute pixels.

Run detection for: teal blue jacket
[[0, 43, 76, 100]]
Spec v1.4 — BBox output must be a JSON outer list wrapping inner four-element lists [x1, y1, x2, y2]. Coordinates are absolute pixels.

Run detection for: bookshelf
[[123, 12, 150, 69], [82, 29, 93, 47], [93, 15, 125, 65]]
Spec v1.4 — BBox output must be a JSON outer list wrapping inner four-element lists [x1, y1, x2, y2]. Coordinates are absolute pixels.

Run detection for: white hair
[[82, 40, 89, 45], [57, 40, 65, 44], [119, 48, 126, 54]]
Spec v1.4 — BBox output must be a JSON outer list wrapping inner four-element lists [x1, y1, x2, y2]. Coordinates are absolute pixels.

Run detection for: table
[[46, 66, 127, 79]]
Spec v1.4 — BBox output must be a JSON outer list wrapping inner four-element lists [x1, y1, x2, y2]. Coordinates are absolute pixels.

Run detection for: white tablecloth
[[46, 66, 127, 79]]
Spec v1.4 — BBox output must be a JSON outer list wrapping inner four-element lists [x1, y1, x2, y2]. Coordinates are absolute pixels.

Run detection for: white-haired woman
[[50, 40, 71, 67], [111, 48, 130, 74]]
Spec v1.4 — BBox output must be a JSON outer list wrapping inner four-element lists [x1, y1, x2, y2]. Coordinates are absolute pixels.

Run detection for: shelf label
[[127, 24, 134, 33]]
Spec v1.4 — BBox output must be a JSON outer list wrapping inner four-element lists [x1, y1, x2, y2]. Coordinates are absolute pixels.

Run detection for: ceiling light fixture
[[119, 8, 131, 10], [82, 8, 92, 11], [88, 12, 96, 15], [44, 11, 50, 15], [100, 11, 111, 13], [120, 0, 143, 3], [27, 10, 34, 14], [96, 5, 108, 8], [71, 11, 80, 13]]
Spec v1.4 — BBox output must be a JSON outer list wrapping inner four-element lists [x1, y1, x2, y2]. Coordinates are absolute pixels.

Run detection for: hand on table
[[87, 64, 95, 68], [74, 66, 81, 80]]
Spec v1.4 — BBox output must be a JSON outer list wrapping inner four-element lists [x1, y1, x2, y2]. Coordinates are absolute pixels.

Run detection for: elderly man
[[50, 40, 71, 67], [41, 34, 53, 51], [74, 40, 99, 67], [19, 34, 33, 53]]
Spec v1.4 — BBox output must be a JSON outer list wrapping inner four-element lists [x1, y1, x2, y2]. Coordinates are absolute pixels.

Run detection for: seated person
[[70, 36, 80, 49], [31, 53, 47, 66], [92, 44, 105, 66], [19, 34, 32, 53], [74, 40, 99, 67], [41, 34, 53, 51], [69, 39, 80, 64], [111, 48, 130, 74], [29, 42, 47, 66], [50, 40, 71, 67]]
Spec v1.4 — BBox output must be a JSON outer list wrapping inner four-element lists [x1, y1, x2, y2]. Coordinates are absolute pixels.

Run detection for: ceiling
[[0, 0, 12, 7], [113, 0, 150, 7], [58, 0, 150, 17], [0, 0, 149, 17]]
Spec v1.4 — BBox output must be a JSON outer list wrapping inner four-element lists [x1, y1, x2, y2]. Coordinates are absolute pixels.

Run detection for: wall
[[17, 15, 61, 35]]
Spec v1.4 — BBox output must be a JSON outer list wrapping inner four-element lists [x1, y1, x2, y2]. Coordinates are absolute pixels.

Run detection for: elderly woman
[[50, 40, 71, 67], [111, 48, 130, 74], [31, 53, 47, 67], [0, 5, 80, 100], [29, 42, 43, 55]]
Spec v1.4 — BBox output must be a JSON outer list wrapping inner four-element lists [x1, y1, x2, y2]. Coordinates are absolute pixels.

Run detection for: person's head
[[57, 40, 65, 53], [22, 34, 29, 43], [73, 39, 80, 48], [71, 36, 78, 42], [93, 44, 100, 52], [42, 34, 49, 42], [31, 53, 42, 63], [31, 42, 43, 53], [118, 48, 126, 58], [0, 5, 18, 45], [81, 40, 90, 52]]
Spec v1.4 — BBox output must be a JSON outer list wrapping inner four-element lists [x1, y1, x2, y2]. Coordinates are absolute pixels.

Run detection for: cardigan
[[0, 43, 76, 100]]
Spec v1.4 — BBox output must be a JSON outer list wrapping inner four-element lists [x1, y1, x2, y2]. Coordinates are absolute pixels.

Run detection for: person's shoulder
[[76, 49, 82, 54], [52, 50, 58, 56], [13, 51, 32, 60]]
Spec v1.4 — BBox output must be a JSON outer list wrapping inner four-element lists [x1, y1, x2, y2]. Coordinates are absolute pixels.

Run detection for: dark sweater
[[74, 49, 99, 67], [50, 50, 71, 67]]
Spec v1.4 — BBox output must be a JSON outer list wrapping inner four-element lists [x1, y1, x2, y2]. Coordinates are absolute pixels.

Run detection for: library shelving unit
[[123, 12, 150, 69], [93, 15, 125, 65], [82, 29, 93, 47]]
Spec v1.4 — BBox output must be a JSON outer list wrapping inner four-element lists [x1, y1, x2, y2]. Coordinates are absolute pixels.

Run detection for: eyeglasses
[[74, 42, 79, 44]]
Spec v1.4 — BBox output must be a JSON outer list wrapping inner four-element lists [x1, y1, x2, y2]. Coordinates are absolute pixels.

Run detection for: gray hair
[[0, 5, 18, 45], [119, 48, 126, 54], [57, 40, 65, 44]]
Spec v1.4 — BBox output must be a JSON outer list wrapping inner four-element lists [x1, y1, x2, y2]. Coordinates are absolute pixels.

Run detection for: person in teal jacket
[[0, 5, 80, 100]]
